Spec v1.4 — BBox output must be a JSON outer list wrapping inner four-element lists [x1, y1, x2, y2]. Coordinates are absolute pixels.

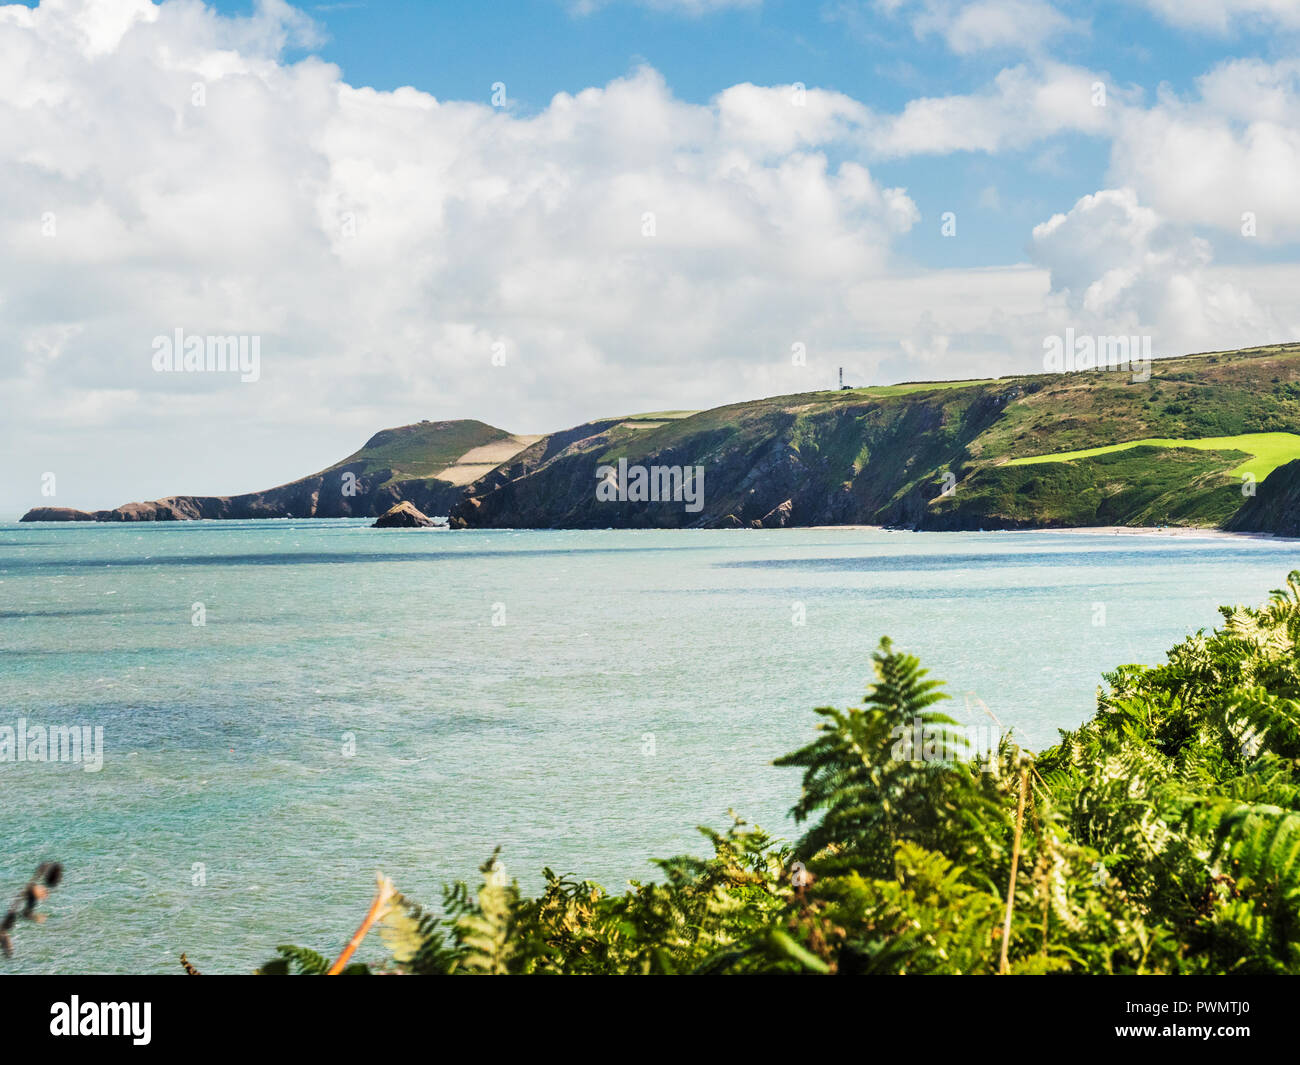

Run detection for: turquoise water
[[2, 520, 1299, 974]]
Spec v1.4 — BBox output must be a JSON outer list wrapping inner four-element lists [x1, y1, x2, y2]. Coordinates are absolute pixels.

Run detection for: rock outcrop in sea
[[371, 501, 440, 528]]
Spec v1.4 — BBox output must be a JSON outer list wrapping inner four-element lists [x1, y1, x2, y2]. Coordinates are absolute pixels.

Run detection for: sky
[[4, 0, 1300, 516]]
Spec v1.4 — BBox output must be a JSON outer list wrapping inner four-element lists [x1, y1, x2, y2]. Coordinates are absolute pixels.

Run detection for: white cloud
[[1029, 187, 1290, 355], [871, 61, 1118, 157], [1108, 58, 1300, 240], [872, 0, 1086, 55], [0, 0, 918, 511], [715, 81, 872, 154], [709, 63, 1125, 160], [1139, 0, 1300, 34]]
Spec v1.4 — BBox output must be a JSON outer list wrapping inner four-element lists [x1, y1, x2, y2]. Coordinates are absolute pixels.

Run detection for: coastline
[[803, 523, 1295, 541], [1033, 525, 1282, 541], [6, 516, 1295, 542]]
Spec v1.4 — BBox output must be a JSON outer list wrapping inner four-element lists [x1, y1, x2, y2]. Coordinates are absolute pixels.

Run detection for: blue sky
[[267, 1, 1241, 105], [4, 0, 1300, 514]]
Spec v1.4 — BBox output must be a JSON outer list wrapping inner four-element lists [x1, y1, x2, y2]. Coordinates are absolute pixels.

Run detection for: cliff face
[[450, 386, 1016, 529], [1224, 460, 1300, 536], [20, 464, 465, 523], [19, 420, 513, 522], [24, 468, 463, 522], [20, 507, 97, 522], [446, 343, 1300, 531]]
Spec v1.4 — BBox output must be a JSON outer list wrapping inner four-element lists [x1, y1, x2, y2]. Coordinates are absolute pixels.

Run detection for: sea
[[2, 519, 1297, 973]]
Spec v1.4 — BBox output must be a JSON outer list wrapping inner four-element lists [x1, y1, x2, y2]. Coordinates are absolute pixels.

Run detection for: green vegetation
[[610, 410, 699, 421], [934, 445, 1248, 528], [454, 341, 1300, 531], [328, 419, 512, 485], [260, 575, 1300, 975], [838, 377, 997, 397], [1005, 431, 1300, 481]]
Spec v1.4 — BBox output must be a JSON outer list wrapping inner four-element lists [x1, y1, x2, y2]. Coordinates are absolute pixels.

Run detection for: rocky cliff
[[1224, 459, 1300, 536], [447, 344, 1300, 532], [21, 420, 523, 522]]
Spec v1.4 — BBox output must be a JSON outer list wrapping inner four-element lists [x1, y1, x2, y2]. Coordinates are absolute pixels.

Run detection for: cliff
[[21, 420, 531, 522]]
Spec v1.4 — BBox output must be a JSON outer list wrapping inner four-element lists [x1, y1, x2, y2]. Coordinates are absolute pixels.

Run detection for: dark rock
[[372, 501, 439, 528], [759, 498, 794, 528], [15, 421, 507, 523], [19, 507, 95, 522], [1224, 459, 1300, 536]]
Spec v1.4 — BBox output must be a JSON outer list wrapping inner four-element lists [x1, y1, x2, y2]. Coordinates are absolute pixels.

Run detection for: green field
[[839, 378, 997, 397], [1004, 431, 1300, 480], [622, 409, 699, 420], [328, 419, 512, 483]]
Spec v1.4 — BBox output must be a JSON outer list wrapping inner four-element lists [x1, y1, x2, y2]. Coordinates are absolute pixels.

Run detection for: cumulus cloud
[[713, 62, 1123, 160], [0, 0, 922, 510], [876, 0, 1087, 56], [871, 62, 1119, 157], [1109, 58, 1300, 241], [1029, 187, 1290, 355]]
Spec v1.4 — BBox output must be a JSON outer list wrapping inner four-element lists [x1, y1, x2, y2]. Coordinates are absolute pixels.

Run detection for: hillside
[[23, 342, 1300, 532], [446, 342, 1300, 531], [20, 420, 531, 522], [1225, 458, 1300, 536]]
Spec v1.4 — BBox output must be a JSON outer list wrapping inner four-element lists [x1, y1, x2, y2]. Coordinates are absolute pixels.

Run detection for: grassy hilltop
[[18, 419, 537, 522]]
